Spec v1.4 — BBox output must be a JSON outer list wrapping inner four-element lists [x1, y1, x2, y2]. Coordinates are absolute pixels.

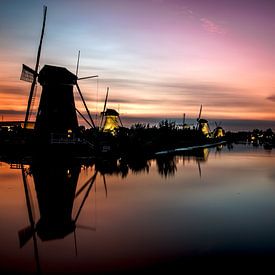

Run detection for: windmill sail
[[20, 64, 36, 83], [24, 5, 47, 129]]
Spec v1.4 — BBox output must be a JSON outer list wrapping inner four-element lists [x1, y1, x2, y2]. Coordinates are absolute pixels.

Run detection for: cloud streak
[[200, 18, 226, 35], [177, 5, 226, 35], [267, 94, 275, 102]]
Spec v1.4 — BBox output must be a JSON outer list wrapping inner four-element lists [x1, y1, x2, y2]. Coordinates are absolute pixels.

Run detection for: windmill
[[212, 121, 225, 138], [196, 104, 211, 137], [20, 6, 97, 142], [99, 87, 123, 135]]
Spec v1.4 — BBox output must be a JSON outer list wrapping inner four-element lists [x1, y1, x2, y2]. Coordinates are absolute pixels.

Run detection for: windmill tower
[[35, 65, 79, 138]]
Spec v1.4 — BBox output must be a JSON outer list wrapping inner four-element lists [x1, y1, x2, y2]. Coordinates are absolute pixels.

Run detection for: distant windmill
[[196, 104, 211, 137], [99, 87, 123, 135], [212, 121, 225, 138], [196, 104, 203, 130]]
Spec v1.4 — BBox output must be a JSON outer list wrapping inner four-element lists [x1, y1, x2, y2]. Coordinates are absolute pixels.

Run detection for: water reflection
[[2, 144, 232, 273], [18, 146, 223, 246], [18, 146, 220, 248], [156, 147, 210, 178]]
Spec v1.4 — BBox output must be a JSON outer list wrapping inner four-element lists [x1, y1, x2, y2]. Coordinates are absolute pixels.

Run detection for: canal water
[[0, 144, 275, 273]]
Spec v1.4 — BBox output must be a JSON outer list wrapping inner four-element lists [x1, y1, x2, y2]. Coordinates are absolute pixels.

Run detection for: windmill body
[[101, 108, 121, 135], [197, 118, 211, 137], [213, 126, 225, 138], [35, 65, 79, 140], [196, 105, 211, 137]]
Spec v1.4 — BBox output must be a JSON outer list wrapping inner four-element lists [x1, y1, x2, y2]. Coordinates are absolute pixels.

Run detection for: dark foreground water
[[0, 144, 275, 273]]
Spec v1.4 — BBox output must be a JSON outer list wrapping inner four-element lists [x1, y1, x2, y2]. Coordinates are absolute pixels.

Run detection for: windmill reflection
[[19, 157, 98, 271], [31, 158, 81, 240], [155, 147, 210, 178], [195, 148, 209, 178]]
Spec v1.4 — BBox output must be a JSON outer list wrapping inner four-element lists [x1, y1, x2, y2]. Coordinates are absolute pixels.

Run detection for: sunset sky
[[0, 0, 274, 130]]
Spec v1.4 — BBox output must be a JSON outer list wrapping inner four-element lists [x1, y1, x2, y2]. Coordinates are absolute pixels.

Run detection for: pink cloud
[[200, 18, 226, 35], [177, 6, 195, 18]]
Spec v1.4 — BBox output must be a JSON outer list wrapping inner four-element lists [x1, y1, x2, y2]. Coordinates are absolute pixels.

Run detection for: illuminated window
[[67, 129, 72, 138]]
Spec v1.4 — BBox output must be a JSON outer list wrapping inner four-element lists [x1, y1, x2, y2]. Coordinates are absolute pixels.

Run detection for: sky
[[0, 0, 274, 130]]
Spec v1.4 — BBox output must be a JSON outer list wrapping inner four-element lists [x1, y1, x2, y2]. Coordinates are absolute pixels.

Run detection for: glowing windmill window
[[67, 129, 73, 138]]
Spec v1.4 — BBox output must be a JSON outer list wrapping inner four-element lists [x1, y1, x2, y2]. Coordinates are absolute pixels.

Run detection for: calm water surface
[[0, 144, 275, 273]]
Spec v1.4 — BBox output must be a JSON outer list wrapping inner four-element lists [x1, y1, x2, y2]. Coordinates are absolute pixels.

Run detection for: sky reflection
[[0, 144, 275, 272]]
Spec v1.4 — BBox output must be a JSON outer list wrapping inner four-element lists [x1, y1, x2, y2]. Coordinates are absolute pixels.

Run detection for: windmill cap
[[198, 118, 208, 123], [102, 109, 119, 116], [38, 65, 77, 85]]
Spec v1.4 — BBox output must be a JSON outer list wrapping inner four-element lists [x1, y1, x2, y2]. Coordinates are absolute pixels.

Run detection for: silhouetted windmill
[[20, 6, 97, 141]]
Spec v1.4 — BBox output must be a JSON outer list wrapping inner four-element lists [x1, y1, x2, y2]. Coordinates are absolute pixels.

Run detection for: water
[[0, 144, 275, 273]]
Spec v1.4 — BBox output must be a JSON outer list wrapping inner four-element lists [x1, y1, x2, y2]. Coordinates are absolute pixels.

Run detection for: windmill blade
[[102, 174, 108, 198], [78, 75, 98, 81], [19, 164, 37, 248], [24, 5, 47, 129], [100, 87, 109, 128], [76, 50, 80, 76], [75, 108, 94, 128], [74, 171, 98, 223], [20, 64, 36, 83], [18, 222, 41, 273], [76, 224, 96, 231], [102, 87, 109, 114], [75, 172, 97, 199], [75, 83, 95, 128], [197, 160, 202, 178], [75, 50, 98, 80], [18, 225, 34, 248], [198, 104, 202, 121]]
